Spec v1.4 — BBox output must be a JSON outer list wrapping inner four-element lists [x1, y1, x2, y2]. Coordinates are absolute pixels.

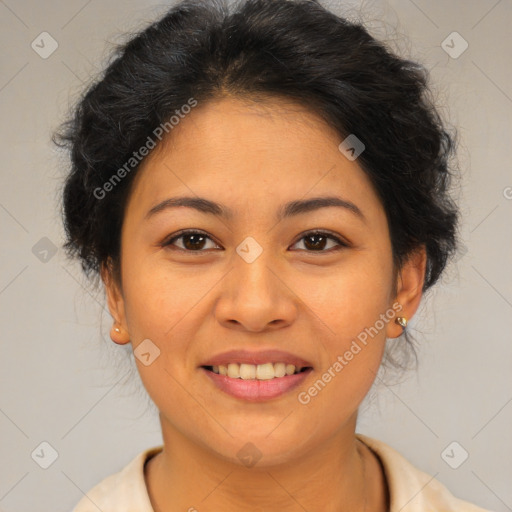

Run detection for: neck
[[144, 414, 387, 512]]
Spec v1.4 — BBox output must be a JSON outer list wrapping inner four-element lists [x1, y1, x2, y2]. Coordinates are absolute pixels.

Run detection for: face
[[104, 96, 424, 467]]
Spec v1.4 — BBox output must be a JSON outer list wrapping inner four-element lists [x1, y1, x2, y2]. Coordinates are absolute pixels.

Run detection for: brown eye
[[163, 230, 220, 252], [163, 229, 347, 254], [291, 231, 347, 252]]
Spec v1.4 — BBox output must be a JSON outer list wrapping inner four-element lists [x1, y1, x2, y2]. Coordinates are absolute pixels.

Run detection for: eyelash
[[162, 229, 349, 254]]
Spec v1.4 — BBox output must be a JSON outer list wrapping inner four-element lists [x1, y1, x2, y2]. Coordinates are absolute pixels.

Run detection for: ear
[[386, 245, 427, 339], [101, 259, 130, 345]]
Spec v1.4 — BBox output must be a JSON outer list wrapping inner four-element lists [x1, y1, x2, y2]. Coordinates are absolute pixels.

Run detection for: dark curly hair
[[54, 0, 458, 366]]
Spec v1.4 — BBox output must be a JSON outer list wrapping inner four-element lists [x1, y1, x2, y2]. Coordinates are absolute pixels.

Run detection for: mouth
[[199, 350, 314, 401]]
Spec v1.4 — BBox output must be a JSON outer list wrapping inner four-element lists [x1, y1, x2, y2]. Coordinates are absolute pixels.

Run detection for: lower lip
[[201, 367, 313, 402]]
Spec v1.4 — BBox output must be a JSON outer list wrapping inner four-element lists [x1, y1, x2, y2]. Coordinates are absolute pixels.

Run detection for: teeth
[[274, 362, 286, 378], [227, 363, 240, 378], [213, 362, 306, 380], [256, 362, 274, 380], [239, 363, 256, 380]]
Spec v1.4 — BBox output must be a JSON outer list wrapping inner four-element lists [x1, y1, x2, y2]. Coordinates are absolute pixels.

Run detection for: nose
[[214, 251, 298, 333]]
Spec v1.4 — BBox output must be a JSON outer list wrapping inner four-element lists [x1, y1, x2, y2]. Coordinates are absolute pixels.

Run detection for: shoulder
[[71, 446, 163, 512], [356, 434, 493, 512]]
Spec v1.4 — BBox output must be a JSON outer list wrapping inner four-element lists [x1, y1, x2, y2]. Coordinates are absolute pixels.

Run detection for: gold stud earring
[[395, 316, 408, 328]]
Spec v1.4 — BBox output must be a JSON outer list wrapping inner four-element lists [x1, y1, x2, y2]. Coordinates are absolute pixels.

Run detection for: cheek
[[297, 272, 392, 427], [121, 249, 205, 339], [119, 252, 199, 387], [120, 268, 206, 432], [301, 248, 393, 394]]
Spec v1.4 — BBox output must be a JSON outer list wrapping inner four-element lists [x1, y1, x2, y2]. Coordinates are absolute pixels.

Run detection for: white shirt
[[72, 434, 492, 511]]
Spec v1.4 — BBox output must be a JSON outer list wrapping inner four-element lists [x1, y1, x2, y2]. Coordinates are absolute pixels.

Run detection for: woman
[[55, 0, 492, 509]]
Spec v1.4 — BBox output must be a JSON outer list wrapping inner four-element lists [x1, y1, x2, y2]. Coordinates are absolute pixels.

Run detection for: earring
[[395, 316, 408, 328], [110, 324, 130, 345]]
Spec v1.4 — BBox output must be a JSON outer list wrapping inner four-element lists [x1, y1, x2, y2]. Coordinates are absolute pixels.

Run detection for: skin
[[102, 96, 426, 512]]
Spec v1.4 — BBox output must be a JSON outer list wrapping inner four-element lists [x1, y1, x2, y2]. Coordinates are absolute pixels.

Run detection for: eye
[[162, 230, 220, 252], [290, 230, 348, 252], [162, 229, 348, 253]]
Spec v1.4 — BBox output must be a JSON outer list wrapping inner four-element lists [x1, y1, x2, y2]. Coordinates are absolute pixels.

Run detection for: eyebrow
[[145, 195, 366, 222]]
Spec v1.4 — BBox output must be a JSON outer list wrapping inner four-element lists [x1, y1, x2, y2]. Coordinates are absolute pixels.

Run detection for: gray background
[[0, 0, 511, 511]]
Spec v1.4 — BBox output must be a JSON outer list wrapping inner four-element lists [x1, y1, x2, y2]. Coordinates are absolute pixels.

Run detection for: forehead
[[124, 96, 382, 222]]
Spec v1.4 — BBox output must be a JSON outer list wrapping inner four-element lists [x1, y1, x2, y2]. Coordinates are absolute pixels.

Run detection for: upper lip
[[201, 349, 313, 368]]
